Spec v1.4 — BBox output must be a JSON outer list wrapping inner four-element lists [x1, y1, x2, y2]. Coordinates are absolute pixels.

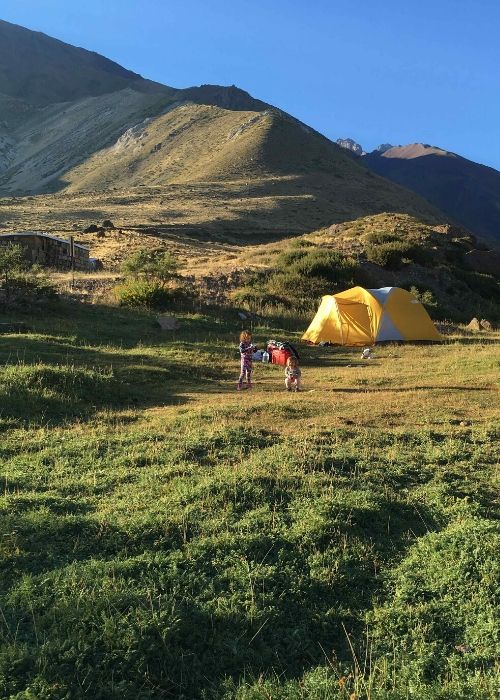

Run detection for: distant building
[[0, 232, 91, 270]]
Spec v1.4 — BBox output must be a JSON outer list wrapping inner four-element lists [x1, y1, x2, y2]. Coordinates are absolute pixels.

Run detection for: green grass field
[[0, 301, 498, 699]]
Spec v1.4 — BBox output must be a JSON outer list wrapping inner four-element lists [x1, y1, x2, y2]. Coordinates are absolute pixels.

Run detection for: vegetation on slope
[[0, 300, 498, 699], [304, 213, 500, 321], [228, 213, 500, 322]]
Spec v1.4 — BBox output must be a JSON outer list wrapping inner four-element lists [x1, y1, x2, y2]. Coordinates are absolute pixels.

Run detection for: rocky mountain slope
[[0, 19, 446, 238], [362, 144, 500, 246]]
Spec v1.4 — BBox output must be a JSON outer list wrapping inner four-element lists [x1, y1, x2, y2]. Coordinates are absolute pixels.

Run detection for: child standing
[[285, 356, 302, 392], [237, 330, 256, 390]]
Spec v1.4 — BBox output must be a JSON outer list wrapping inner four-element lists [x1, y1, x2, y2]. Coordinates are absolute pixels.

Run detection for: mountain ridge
[[362, 143, 500, 245], [0, 19, 447, 239]]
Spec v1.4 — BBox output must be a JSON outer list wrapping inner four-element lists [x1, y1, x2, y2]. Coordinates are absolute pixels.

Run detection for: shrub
[[276, 247, 359, 286], [115, 279, 173, 310], [121, 248, 179, 287], [231, 287, 285, 310], [116, 248, 187, 310], [234, 245, 362, 314], [366, 241, 415, 268], [0, 243, 28, 284], [366, 231, 400, 245], [454, 269, 500, 301], [409, 285, 438, 307], [267, 272, 334, 309], [4, 273, 56, 299], [288, 238, 315, 249]]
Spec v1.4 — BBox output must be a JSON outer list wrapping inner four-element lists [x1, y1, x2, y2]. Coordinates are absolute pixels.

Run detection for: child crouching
[[285, 356, 302, 392]]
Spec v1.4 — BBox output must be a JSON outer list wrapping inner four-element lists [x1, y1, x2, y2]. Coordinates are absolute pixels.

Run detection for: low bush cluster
[[235, 242, 363, 312], [115, 279, 174, 310], [366, 240, 430, 269], [115, 248, 192, 311]]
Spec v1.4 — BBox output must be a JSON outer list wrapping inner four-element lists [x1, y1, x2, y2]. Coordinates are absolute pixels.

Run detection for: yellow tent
[[302, 286, 442, 345]]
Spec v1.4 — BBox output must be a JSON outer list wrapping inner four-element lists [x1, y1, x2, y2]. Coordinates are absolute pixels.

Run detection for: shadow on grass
[[0, 300, 317, 427], [0, 330, 233, 428], [326, 385, 492, 393], [0, 489, 438, 699]]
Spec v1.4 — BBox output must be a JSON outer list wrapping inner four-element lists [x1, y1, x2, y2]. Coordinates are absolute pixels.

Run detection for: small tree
[[121, 249, 179, 288], [116, 249, 182, 310], [0, 243, 28, 285], [0, 243, 55, 306]]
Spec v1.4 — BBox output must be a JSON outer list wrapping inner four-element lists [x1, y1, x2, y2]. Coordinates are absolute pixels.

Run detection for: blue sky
[[2, 0, 499, 169]]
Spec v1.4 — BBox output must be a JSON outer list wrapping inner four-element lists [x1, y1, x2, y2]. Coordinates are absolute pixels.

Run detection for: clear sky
[[2, 0, 499, 169]]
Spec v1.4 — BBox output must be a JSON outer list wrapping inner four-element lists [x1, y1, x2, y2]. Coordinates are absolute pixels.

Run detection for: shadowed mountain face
[[363, 144, 500, 245], [0, 19, 444, 235], [0, 19, 166, 105]]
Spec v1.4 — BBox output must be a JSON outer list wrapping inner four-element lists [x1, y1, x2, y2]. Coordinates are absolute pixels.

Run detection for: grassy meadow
[[0, 300, 498, 699]]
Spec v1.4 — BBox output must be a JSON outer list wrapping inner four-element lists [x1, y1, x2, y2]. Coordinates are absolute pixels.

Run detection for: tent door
[[337, 301, 373, 345]]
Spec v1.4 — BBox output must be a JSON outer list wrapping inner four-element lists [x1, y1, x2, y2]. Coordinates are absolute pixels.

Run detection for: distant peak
[[375, 143, 393, 154], [380, 143, 457, 160], [336, 138, 366, 156]]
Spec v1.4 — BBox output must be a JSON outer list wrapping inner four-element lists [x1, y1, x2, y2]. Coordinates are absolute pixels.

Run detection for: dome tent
[[302, 286, 442, 346]]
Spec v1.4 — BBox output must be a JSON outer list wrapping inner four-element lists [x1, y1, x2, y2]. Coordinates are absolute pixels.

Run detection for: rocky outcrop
[[336, 138, 365, 156]]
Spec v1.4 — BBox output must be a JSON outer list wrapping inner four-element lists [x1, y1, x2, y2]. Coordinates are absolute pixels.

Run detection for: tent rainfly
[[302, 286, 442, 346]]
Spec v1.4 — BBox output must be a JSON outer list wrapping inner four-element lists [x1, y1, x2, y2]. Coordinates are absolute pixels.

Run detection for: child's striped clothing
[[238, 341, 254, 386]]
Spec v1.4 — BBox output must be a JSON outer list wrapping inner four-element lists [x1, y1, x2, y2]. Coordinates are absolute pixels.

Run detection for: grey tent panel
[[367, 287, 394, 305], [376, 311, 404, 341]]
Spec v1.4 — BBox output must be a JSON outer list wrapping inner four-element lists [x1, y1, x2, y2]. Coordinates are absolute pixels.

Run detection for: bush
[[115, 279, 173, 310], [454, 269, 500, 301], [366, 231, 400, 245], [121, 248, 178, 286], [234, 245, 362, 314], [267, 273, 334, 309], [366, 241, 415, 268], [231, 287, 285, 310], [0, 243, 28, 284], [409, 285, 438, 307], [276, 247, 358, 285]]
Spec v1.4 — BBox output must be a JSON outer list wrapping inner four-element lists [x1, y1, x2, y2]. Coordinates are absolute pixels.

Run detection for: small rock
[[84, 224, 100, 233], [466, 317, 481, 331], [102, 220, 115, 229], [157, 314, 179, 331], [480, 319, 492, 331]]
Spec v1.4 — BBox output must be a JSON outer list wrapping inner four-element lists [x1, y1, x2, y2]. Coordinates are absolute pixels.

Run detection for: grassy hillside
[[310, 213, 500, 320], [0, 299, 498, 699]]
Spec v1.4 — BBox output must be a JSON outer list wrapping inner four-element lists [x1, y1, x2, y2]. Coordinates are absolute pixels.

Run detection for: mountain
[[0, 19, 166, 105], [0, 20, 446, 241], [335, 138, 365, 156], [362, 144, 500, 245]]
